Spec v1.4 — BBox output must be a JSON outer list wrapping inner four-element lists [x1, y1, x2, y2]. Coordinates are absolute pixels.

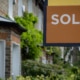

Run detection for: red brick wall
[[11, 34, 20, 43], [0, 26, 21, 78], [0, 33, 8, 39]]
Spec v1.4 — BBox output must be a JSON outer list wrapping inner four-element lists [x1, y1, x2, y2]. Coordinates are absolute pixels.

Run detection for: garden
[[5, 60, 80, 80], [1, 12, 79, 80]]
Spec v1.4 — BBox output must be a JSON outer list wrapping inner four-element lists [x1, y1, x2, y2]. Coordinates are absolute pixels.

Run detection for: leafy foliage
[[64, 47, 71, 57], [64, 47, 80, 67], [21, 60, 80, 80], [15, 12, 43, 60], [45, 47, 61, 54], [45, 47, 61, 64], [22, 60, 63, 77]]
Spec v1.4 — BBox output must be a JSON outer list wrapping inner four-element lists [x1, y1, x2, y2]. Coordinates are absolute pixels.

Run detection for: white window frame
[[18, 0, 23, 16], [38, 9, 43, 31], [0, 40, 6, 79], [28, 0, 33, 13], [22, 5, 26, 12], [11, 41, 21, 78], [8, 0, 14, 19]]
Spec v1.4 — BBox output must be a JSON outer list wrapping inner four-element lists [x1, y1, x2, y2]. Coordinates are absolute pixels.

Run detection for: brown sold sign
[[44, 0, 80, 46]]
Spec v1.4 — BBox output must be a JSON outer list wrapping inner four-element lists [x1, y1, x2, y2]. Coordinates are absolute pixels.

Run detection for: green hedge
[[0, 61, 80, 80], [21, 60, 80, 80], [22, 60, 63, 77], [6, 73, 80, 80]]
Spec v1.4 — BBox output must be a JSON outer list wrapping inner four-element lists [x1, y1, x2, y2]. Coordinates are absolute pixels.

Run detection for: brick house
[[0, 0, 44, 31], [0, 0, 44, 78], [0, 16, 25, 79], [1, 0, 78, 66], [0, 0, 53, 59], [0, 0, 53, 78]]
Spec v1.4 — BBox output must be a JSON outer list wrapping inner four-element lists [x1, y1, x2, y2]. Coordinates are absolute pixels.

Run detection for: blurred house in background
[[0, 0, 44, 31]]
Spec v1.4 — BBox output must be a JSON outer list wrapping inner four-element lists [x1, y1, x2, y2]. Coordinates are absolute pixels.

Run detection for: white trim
[[11, 41, 20, 46], [38, 9, 43, 31], [70, 55, 73, 66], [11, 41, 21, 77], [18, 0, 23, 16], [0, 40, 6, 79], [28, 0, 33, 13], [79, 47, 80, 51], [8, 0, 14, 20], [60, 47, 64, 59], [22, 5, 25, 12]]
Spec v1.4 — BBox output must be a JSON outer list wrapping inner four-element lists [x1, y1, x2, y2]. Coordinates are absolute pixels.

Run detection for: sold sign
[[44, 0, 80, 46], [51, 14, 80, 25]]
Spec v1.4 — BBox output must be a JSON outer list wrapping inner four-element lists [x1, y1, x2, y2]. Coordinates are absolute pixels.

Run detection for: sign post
[[44, 0, 80, 46]]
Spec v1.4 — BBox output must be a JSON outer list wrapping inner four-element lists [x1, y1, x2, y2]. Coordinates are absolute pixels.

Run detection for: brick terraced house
[[0, 16, 25, 79], [0, 0, 44, 31], [0, 0, 54, 79]]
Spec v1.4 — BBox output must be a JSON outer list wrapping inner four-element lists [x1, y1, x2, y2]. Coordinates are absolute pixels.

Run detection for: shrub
[[22, 60, 63, 77], [21, 60, 80, 80], [0, 78, 3, 80]]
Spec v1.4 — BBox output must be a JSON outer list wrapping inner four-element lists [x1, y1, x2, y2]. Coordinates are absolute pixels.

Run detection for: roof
[[0, 16, 14, 22], [0, 16, 26, 33]]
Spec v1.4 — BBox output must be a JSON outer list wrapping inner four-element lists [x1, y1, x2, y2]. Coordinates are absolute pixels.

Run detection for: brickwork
[[0, 0, 43, 78], [0, 26, 21, 78], [0, 33, 8, 39], [0, 27, 11, 78], [5, 46, 11, 78], [0, 0, 19, 17], [11, 31, 20, 43], [0, 0, 8, 16]]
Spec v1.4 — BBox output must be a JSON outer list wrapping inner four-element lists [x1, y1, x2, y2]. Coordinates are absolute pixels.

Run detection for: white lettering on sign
[[60, 14, 71, 24], [51, 14, 80, 25], [72, 14, 80, 24], [51, 14, 59, 25]]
